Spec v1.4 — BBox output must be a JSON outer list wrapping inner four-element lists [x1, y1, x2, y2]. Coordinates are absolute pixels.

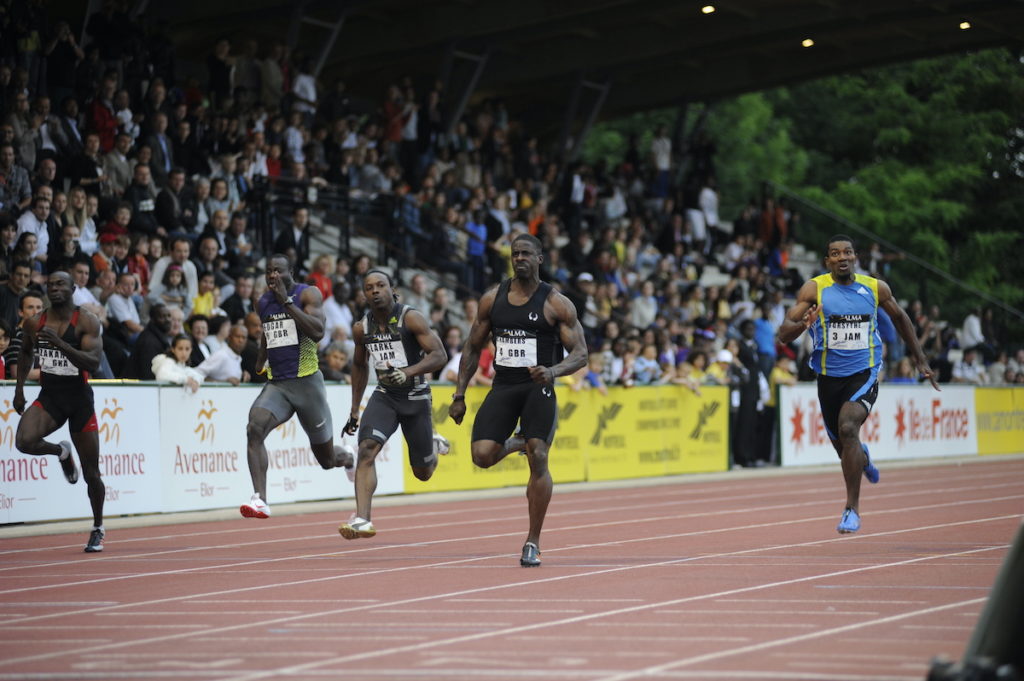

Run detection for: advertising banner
[[975, 387, 1024, 456], [779, 384, 978, 466], [0, 384, 162, 524]]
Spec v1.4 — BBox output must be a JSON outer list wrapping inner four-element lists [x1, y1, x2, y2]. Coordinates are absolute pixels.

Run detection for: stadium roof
[[150, 0, 1023, 127]]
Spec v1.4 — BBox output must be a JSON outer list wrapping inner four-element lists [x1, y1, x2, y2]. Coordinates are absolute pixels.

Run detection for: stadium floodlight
[[959, 20, 971, 30], [701, 5, 715, 14], [801, 38, 815, 47]]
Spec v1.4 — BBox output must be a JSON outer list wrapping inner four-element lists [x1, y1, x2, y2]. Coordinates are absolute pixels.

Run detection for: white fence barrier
[[0, 383, 403, 524]]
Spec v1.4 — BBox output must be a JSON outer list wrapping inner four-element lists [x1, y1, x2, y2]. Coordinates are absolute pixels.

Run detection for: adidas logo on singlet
[[856, 286, 870, 295]]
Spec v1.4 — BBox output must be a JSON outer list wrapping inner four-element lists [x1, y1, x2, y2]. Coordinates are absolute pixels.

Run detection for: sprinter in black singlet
[[13, 271, 107, 553], [449, 234, 587, 567], [339, 270, 448, 540]]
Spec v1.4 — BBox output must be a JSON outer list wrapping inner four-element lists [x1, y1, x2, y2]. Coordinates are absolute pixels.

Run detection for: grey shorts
[[251, 371, 333, 445], [358, 388, 435, 468]]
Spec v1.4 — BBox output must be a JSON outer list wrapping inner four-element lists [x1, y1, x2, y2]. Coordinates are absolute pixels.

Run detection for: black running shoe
[[84, 528, 105, 553], [520, 542, 541, 567], [58, 441, 78, 484]]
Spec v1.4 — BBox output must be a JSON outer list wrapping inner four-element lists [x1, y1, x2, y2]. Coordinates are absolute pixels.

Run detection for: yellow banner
[[403, 384, 728, 491], [975, 387, 1024, 456]]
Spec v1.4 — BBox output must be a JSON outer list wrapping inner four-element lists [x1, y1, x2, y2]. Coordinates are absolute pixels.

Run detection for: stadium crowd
[[0, 4, 1020, 467]]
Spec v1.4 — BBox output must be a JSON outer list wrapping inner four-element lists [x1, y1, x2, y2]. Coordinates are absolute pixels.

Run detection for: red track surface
[[2, 456, 1022, 681]]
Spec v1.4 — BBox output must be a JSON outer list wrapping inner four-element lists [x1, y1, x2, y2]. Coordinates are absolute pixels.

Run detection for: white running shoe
[[338, 515, 376, 540], [239, 493, 271, 519], [432, 432, 451, 456]]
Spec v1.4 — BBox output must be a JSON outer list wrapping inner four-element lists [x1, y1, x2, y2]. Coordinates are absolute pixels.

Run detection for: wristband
[[452, 394, 465, 401]]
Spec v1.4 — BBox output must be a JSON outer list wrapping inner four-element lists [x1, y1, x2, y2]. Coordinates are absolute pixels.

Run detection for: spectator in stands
[[155, 168, 196, 236], [951, 347, 988, 385], [16, 195, 50, 266], [0, 260, 32, 329], [150, 236, 198, 305], [0, 142, 32, 212], [273, 205, 311, 275], [221, 273, 255, 323], [152, 333, 205, 392], [195, 322, 248, 384], [102, 132, 134, 198], [107, 272, 143, 345], [144, 112, 174, 187]]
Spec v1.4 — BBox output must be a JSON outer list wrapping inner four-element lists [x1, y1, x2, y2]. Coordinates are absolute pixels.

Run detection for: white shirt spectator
[[150, 256, 199, 303], [106, 291, 140, 328], [952, 353, 989, 385], [961, 312, 984, 349], [152, 353, 205, 389], [292, 73, 317, 114], [16, 210, 49, 258], [323, 296, 353, 349], [196, 344, 243, 383], [699, 184, 720, 228], [651, 135, 671, 171]]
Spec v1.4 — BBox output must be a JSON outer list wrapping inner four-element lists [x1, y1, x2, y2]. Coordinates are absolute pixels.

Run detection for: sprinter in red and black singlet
[[239, 254, 354, 520], [338, 270, 448, 540], [449, 234, 587, 567], [13, 271, 107, 553]]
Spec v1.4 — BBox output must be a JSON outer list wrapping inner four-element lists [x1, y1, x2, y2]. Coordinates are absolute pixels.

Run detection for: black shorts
[[33, 385, 97, 433], [472, 381, 558, 445], [816, 368, 879, 446], [358, 388, 435, 468]]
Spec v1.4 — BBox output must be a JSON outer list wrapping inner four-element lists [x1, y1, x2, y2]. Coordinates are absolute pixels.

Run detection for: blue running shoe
[[837, 507, 861, 534], [862, 444, 880, 484]]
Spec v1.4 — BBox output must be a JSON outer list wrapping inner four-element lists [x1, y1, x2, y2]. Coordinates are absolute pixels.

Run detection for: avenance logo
[[590, 403, 623, 446], [98, 397, 124, 445], [689, 401, 719, 440], [194, 399, 218, 443], [558, 402, 577, 421], [273, 419, 296, 441], [0, 400, 17, 451]]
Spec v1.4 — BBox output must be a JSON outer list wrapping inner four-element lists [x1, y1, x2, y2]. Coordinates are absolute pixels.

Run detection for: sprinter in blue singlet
[[778, 235, 939, 534]]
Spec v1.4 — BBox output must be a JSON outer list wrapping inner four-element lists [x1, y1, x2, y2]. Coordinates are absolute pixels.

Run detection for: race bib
[[264, 318, 298, 348], [367, 339, 409, 370], [38, 347, 78, 376], [828, 316, 870, 350], [495, 335, 538, 368]]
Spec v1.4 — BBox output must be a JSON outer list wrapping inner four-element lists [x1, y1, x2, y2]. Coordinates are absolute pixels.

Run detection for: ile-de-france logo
[[528, 312, 539, 322], [194, 399, 218, 443], [689, 401, 719, 440], [590, 403, 623, 446], [542, 386, 552, 397], [98, 397, 124, 445]]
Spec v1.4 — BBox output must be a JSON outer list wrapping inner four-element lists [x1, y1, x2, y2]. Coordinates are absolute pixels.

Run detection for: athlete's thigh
[[471, 383, 529, 443], [358, 391, 400, 445], [290, 375, 333, 446], [398, 393, 434, 467], [17, 396, 63, 444], [248, 383, 294, 438], [518, 383, 558, 444]]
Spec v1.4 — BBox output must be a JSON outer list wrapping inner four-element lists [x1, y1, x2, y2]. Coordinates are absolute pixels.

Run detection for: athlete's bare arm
[[346, 321, 368, 433], [402, 309, 447, 378], [528, 291, 587, 385], [777, 279, 819, 344], [878, 280, 939, 390], [12, 315, 41, 414], [287, 285, 326, 341], [449, 285, 497, 425], [255, 332, 267, 375]]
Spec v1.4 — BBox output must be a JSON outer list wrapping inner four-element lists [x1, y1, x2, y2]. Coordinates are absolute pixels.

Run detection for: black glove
[[343, 415, 359, 436]]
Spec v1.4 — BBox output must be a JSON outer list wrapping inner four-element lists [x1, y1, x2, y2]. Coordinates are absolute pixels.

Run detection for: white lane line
[[0, 506, 1016, 628], [1, 467, 1017, 559], [212, 546, 1002, 681], [1, 517, 1008, 675], [589, 598, 985, 681], [2, 487, 1019, 596]]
